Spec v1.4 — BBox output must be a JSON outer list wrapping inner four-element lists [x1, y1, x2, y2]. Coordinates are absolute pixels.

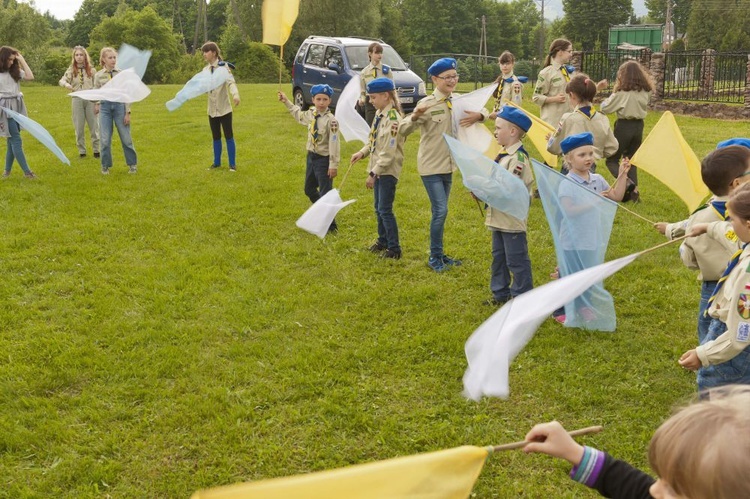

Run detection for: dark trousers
[[490, 230, 533, 300], [374, 175, 400, 251], [209, 113, 233, 140], [605, 118, 643, 186], [305, 151, 336, 230]]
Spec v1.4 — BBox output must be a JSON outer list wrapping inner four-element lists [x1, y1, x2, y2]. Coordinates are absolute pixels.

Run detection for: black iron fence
[[408, 53, 541, 91], [663, 50, 746, 103], [579, 49, 653, 94]]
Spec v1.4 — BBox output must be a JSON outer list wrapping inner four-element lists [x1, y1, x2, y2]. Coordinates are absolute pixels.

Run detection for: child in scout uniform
[[523, 387, 750, 498], [532, 39, 575, 130], [93, 47, 137, 175], [547, 74, 617, 175], [483, 106, 534, 305], [0, 46, 36, 179], [202, 42, 240, 172], [278, 84, 340, 233], [681, 181, 750, 390], [488, 51, 527, 120], [400, 58, 488, 272], [656, 145, 750, 344], [350, 78, 405, 259], [359, 42, 394, 126], [600, 61, 654, 202], [59, 46, 99, 159]]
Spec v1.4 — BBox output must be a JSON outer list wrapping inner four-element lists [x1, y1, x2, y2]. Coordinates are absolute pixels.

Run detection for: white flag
[[117, 43, 151, 80], [69, 68, 151, 103], [463, 252, 640, 400], [451, 84, 498, 156], [296, 189, 356, 239], [335, 75, 370, 144]]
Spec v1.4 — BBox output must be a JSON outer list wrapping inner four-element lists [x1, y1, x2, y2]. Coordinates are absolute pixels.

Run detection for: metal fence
[[408, 53, 540, 91], [579, 49, 653, 94], [663, 50, 746, 103]]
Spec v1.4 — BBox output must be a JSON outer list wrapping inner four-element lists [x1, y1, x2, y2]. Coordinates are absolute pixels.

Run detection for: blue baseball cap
[[560, 132, 594, 154], [428, 58, 457, 76], [311, 84, 333, 97], [366, 77, 395, 94], [497, 106, 532, 133], [717, 138, 750, 150]]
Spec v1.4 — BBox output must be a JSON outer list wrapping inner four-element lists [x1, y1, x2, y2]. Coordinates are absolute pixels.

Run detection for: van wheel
[[293, 89, 309, 110]]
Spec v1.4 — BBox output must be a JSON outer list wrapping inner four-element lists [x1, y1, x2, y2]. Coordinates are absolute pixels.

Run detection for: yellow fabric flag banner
[[630, 111, 709, 212], [261, 0, 300, 46], [505, 100, 559, 167], [191, 445, 489, 499]]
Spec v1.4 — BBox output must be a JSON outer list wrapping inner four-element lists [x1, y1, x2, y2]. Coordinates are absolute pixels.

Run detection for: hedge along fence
[[408, 53, 542, 91]]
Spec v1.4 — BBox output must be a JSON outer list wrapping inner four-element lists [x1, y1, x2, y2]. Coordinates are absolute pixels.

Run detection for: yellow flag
[[191, 446, 489, 499], [505, 100, 559, 167], [630, 111, 709, 212], [261, 0, 300, 46]]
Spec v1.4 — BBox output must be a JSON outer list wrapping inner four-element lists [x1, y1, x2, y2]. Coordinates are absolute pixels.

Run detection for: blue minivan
[[292, 36, 426, 112]]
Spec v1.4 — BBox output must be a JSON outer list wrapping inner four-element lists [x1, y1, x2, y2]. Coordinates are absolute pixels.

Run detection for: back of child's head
[[648, 385, 750, 499], [727, 181, 750, 222], [544, 38, 571, 66], [201, 41, 221, 59], [565, 74, 597, 103], [612, 60, 654, 92], [368, 42, 383, 57], [701, 145, 750, 196], [498, 51, 515, 64]]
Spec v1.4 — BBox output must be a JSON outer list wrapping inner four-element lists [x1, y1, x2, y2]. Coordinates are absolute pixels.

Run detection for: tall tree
[[645, 0, 691, 38], [0, 1, 50, 50], [561, 0, 632, 50], [687, 0, 750, 51]]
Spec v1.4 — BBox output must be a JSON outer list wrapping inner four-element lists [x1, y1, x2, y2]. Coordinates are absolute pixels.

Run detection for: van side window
[[305, 44, 325, 67], [295, 43, 308, 64], [324, 47, 343, 69]]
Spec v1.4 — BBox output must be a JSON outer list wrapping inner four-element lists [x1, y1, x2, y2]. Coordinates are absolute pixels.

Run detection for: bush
[[166, 53, 206, 84], [38, 47, 71, 86], [220, 25, 290, 83]]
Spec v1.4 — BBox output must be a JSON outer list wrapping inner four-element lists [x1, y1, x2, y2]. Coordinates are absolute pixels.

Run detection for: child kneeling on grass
[[523, 385, 750, 498]]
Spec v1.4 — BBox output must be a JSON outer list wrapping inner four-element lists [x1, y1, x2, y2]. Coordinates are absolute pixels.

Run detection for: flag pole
[[637, 234, 688, 256], [278, 45, 284, 89], [474, 197, 485, 218], [617, 203, 656, 225], [489, 425, 603, 452], [338, 160, 357, 193]]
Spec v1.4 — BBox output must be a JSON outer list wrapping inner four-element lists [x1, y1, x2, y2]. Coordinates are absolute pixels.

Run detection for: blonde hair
[[99, 47, 116, 67], [70, 46, 94, 78], [649, 385, 750, 499]]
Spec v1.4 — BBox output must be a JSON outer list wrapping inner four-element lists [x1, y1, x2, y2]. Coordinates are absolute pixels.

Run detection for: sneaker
[[442, 255, 462, 266], [2, 171, 9, 178], [484, 297, 509, 306], [79, 153, 86, 158], [382, 249, 401, 260], [428, 256, 446, 272], [24, 172, 37, 179], [101, 167, 109, 175], [369, 242, 387, 253], [208, 164, 221, 170], [128, 165, 137, 174], [94, 152, 100, 158], [554, 314, 566, 324], [327, 226, 338, 235], [229, 166, 236, 172]]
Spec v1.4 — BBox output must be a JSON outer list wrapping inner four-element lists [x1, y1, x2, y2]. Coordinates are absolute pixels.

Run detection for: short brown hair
[[701, 145, 750, 196], [201, 41, 222, 60], [498, 51, 515, 64], [565, 73, 597, 103], [728, 181, 750, 222], [649, 385, 750, 499], [368, 42, 383, 56]]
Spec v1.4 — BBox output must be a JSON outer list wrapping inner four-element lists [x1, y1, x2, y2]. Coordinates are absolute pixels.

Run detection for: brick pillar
[[700, 48, 716, 98], [650, 52, 665, 101], [571, 50, 583, 73], [745, 55, 750, 108]]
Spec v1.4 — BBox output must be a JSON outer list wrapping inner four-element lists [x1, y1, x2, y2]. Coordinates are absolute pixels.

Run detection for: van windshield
[[345, 46, 408, 71]]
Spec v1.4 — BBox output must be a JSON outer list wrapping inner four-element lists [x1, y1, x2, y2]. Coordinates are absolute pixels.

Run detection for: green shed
[[608, 24, 663, 52]]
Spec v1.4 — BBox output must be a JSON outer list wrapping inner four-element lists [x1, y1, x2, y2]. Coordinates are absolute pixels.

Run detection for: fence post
[[745, 54, 750, 108], [650, 52, 665, 101], [700, 48, 716, 98], [571, 50, 582, 72]]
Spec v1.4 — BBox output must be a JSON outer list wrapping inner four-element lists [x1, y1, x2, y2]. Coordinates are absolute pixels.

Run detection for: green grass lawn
[[1, 83, 749, 497]]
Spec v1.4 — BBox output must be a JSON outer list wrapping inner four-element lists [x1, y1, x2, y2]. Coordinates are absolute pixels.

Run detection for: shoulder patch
[[725, 229, 739, 243], [390, 122, 399, 137], [382, 65, 390, 74], [329, 119, 339, 134], [387, 109, 398, 121]]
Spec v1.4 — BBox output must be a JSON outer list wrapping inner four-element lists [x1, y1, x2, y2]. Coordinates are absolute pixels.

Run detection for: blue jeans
[[491, 230, 533, 300], [5, 118, 32, 174], [374, 174, 399, 251], [421, 173, 452, 258], [698, 280, 717, 344], [697, 318, 750, 391], [305, 151, 336, 231], [99, 101, 137, 168]]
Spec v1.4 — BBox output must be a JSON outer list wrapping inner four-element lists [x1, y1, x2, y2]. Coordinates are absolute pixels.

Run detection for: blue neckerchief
[[576, 106, 596, 119], [706, 243, 748, 314], [710, 200, 729, 220]]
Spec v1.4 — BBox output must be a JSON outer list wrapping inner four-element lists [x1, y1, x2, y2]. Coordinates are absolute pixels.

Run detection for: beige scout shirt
[[284, 101, 340, 169], [399, 89, 455, 175], [485, 142, 533, 232], [93, 68, 130, 114], [697, 243, 750, 366], [206, 63, 240, 118], [59, 66, 95, 91], [547, 107, 618, 160], [360, 63, 394, 101], [532, 63, 572, 126], [679, 199, 736, 281], [599, 90, 650, 120], [491, 74, 523, 113], [356, 104, 404, 178]]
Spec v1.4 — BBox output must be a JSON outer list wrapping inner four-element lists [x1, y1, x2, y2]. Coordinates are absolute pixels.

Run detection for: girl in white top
[[0, 46, 36, 178], [59, 46, 99, 158]]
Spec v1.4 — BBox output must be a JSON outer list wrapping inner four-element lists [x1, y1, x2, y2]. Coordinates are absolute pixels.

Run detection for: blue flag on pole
[[1, 107, 70, 165], [532, 159, 618, 331]]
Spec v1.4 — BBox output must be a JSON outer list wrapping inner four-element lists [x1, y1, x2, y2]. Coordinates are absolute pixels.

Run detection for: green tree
[[0, 1, 50, 50], [687, 0, 750, 51], [645, 0, 691, 38], [561, 0, 632, 50]]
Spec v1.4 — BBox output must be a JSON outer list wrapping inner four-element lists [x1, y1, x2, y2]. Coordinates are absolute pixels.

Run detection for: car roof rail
[[344, 36, 385, 43], [306, 35, 339, 43]]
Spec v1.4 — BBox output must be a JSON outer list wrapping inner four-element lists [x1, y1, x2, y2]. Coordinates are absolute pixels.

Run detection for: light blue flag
[[166, 66, 230, 111], [1, 107, 70, 165], [117, 43, 151, 80], [532, 159, 618, 331], [444, 134, 529, 221]]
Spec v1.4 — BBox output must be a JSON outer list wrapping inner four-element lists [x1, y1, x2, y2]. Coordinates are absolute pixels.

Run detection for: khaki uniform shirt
[[284, 101, 340, 169], [599, 90, 650, 120], [399, 89, 455, 175], [59, 66, 95, 91], [491, 73, 523, 113], [486, 141, 533, 232], [547, 107, 618, 160], [357, 104, 404, 178], [532, 63, 572, 125], [679, 199, 735, 281], [697, 244, 750, 366], [206, 62, 239, 118], [360, 62, 394, 101], [94, 68, 130, 113]]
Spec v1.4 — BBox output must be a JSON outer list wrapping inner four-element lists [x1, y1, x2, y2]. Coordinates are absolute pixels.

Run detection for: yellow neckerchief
[[309, 109, 329, 144], [558, 63, 571, 82]]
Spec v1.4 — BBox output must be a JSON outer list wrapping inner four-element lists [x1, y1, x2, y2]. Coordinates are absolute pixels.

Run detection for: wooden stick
[[474, 197, 485, 218], [616, 202, 656, 225], [338, 160, 356, 193], [637, 234, 689, 256], [490, 425, 603, 452], [278, 45, 284, 89]]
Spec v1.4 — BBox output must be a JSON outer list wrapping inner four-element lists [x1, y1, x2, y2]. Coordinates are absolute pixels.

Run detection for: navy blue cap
[[311, 84, 333, 97], [366, 77, 395, 93], [717, 138, 750, 150], [497, 106, 532, 133], [428, 58, 457, 76], [560, 132, 594, 154]]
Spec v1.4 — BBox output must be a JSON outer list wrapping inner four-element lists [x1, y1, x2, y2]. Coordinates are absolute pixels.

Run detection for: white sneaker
[[128, 165, 137, 174]]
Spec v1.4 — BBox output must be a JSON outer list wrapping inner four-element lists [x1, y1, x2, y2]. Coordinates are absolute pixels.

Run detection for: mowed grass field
[[1, 82, 749, 497]]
